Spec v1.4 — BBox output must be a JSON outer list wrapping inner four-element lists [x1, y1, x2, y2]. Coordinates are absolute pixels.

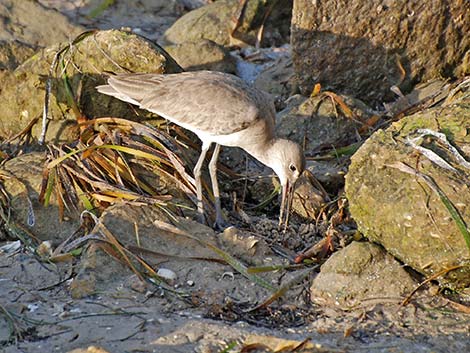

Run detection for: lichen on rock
[[346, 100, 470, 289]]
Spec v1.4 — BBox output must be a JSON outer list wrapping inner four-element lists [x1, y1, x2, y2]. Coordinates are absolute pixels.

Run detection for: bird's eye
[[289, 164, 297, 172]]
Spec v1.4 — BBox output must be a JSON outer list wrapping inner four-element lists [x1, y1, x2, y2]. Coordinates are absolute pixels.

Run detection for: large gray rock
[[254, 55, 294, 98], [291, 0, 470, 105], [276, 94, 373, 154], [0, 29, 182, 143], [345, 97, 470, 289], [0, 0, 84, 48], [164, 39, 236, 73], [311, 242, 417, 307], [0, 40, 35, 71], [39, 0, 180, 42], [163, 0, 291, 47]]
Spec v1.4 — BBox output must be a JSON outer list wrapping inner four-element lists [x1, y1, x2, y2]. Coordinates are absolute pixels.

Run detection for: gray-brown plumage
[[97, 70, 305, 229]]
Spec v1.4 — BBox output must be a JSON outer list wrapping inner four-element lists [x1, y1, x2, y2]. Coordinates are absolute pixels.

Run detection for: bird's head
[[270, 139, 305, 186]]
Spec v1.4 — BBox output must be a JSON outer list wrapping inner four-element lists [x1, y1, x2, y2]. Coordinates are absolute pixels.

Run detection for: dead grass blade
[[322, 91, 354, 119], [0, 174, 40, 252], [42, 117, 203, 220], [310, 83, 322, 97], [401, 264, 464, 306], [395, 54, 407, 84], [153, 220, 275, 291], [0, 304, 25, 344], [96, 223, 148, 281], [446, 298, 470, 314], [231, 0, 249, 38], [127, 245, 227, 265], [309, 141, 362, 161], [4, 116, 39, 145], [244, 267, 317, 312], [387, 162, 470, 253], [294, 235, 334, 264], [254, 0, 277, 49], [248, 184, 280, 211], [315, 91, 375, 132], [246, 264, 304, 274]]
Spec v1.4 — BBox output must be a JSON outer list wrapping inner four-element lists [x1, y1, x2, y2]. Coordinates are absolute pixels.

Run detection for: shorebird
[[97, 71, 305, 230]]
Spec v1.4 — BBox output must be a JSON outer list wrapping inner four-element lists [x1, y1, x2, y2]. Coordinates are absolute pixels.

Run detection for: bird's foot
[[197, 212, 207, 226], [213, 216, 230, 231], [196, 212, 228, 231]]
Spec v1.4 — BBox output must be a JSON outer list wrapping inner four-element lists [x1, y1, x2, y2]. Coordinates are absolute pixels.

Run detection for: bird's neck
[[244, 138, 285, 183], [243, 138, 275, 166]]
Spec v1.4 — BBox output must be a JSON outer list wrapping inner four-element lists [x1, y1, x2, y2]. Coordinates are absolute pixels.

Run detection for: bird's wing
[[96, 71, 275, 136]]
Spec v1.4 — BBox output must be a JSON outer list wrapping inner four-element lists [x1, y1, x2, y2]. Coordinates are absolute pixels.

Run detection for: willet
[[97, 70, 305, 229]]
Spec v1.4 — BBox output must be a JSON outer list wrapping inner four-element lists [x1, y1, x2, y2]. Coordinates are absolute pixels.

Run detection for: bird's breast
[[198, 118, 273, 148]]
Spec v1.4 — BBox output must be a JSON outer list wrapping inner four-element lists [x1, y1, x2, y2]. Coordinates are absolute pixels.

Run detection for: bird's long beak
[[278, 180, 295, 232]]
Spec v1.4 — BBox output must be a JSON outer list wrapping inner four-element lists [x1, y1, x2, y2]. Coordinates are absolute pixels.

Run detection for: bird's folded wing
[[97, 72, 272, 136]]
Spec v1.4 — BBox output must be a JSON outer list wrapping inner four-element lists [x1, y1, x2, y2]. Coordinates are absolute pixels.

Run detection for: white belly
[[196, 128, 252, 147]]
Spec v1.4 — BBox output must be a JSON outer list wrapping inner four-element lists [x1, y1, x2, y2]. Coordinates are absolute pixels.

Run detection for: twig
[[40, 48, 62, 145], [401, 264, 464, 306]]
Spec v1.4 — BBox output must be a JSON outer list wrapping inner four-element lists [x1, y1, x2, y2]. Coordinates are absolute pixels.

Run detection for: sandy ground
[[1, 239, 469, 353]]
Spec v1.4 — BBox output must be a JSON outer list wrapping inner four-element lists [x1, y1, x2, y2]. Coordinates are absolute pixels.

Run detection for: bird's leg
[[208, 144, 227, 229], [194, 143, 211, 224]]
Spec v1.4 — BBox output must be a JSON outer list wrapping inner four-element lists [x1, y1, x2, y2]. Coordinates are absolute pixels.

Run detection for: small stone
[[36, 241, 52, 259], [157, 268, 178, 281]]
